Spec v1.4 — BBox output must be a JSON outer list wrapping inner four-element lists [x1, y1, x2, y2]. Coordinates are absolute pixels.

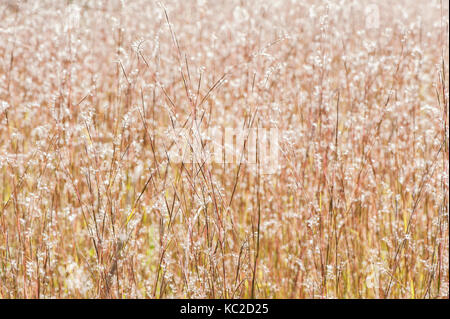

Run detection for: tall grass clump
[[0, 0, 448, 298]]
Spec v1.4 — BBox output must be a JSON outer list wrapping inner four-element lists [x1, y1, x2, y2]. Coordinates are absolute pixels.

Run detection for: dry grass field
[[0, 0, 448, 299]]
